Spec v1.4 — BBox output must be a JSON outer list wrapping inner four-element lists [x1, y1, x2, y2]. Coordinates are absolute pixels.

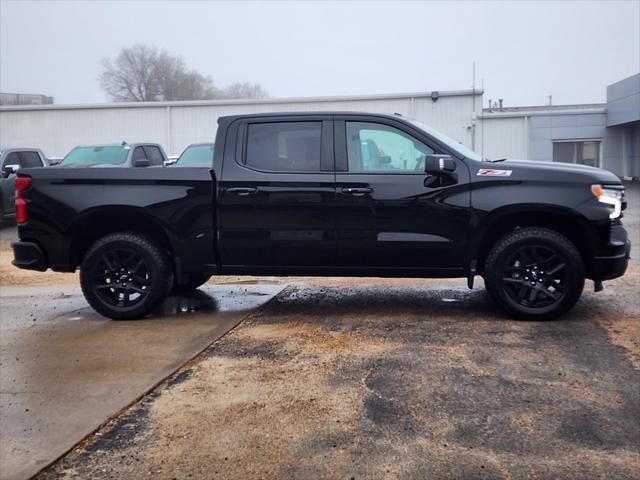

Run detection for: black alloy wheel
[[92, 248, 151, 309], [501, 245, 567, 309]]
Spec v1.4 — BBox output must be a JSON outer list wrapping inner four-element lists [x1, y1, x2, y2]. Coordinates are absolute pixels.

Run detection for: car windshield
[[176, 144, 214, 166], [409, 120, 482, 161], [61, 146, 129, 165]]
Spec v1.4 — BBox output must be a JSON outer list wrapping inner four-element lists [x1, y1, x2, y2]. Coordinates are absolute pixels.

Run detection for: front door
[[334, 117, 471, 273], [218, 116, 336, 270]]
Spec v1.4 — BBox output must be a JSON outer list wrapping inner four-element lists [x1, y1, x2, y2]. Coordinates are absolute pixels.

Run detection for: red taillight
[[15, 176, 31, 224]]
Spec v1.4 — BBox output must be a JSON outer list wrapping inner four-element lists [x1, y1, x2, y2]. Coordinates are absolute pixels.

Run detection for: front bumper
[[591, 236, 631, 281], [11, 241, 48, 271]]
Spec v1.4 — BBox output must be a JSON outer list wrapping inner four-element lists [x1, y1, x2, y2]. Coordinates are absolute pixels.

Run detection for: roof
[[71, 143, 161, 148], [218, 111, 410, 122], [0, 89, 483, 112], [480, 103, 606, 118]]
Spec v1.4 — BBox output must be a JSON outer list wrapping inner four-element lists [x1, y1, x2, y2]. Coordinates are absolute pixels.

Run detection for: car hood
[[479, 159, 622, 184]]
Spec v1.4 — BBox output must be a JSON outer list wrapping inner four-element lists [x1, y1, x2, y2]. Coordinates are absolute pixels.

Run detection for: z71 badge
[[477, 168, 512, 177]]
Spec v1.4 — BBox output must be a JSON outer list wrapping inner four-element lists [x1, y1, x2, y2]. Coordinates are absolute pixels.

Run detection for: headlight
[[591, 184, 624, 219]]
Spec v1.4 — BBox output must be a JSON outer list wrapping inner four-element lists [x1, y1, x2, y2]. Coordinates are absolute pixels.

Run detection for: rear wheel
[[172, 273, 211, 293], [483, 227, 585, 320], [80, 232, 173, 320]]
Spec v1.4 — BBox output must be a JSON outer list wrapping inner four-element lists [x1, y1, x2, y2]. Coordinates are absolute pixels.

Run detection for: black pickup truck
[[12, 112, 630, 320]]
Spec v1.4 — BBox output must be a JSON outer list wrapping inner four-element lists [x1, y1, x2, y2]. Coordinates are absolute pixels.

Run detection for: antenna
[[472, 60, 476, 91]]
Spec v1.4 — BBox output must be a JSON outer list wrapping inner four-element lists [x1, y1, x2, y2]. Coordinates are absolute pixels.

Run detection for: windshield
[[61, 146, 129, 166], [409, 120, 482, 161], [177, 144, 214, 166]]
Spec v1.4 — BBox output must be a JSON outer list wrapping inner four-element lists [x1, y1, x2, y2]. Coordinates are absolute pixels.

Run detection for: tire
[[172, 273, 211, 293], [80, 232, 174, 320], [483, 227, 585, 320]]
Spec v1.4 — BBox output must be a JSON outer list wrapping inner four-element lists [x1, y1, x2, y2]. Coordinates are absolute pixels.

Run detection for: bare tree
[[222, 82, 269, 99], [100, 45, 218, 102], [99, 45, 161, 101], [100, 44, 268, 102]]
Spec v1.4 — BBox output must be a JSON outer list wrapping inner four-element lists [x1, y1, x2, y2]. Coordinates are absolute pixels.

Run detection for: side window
[[346, 122, 434, 173], [3, 152, 20, 168], [19, 152, 44, 168], [245, 122, 322, 172], [144, 146, 164, 166], [132, 147, 147, 162]]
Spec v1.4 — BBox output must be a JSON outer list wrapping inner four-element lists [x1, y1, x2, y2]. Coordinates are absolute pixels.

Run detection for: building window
[[552, 141, 600, 167]]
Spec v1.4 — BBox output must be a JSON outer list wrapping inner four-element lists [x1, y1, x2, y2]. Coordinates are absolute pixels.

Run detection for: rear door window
[[244, 122, 322, 172]]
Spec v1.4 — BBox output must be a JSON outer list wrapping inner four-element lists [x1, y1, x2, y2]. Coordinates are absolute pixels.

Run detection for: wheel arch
[[473, 205, 598, 275], [69, 207, 175, 269]]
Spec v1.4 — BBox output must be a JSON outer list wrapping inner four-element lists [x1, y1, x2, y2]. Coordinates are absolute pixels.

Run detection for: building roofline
[[0, 88, 483, 112], [480, 103, 606, 118]]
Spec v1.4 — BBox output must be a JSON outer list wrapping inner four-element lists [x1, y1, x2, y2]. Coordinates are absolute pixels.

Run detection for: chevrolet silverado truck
[[11, 112, 630, 320]]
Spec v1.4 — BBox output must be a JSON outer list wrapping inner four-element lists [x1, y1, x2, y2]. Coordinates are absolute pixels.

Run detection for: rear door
[[334, 116, 471, 272], [217, 116, 336, 270]]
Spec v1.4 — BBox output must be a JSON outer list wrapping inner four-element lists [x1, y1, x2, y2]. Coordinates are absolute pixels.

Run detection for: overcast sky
[[1, 0, 638, 107]]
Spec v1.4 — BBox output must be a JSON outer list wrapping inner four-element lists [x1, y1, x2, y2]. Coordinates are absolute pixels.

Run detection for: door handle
[[341, 187, 373, 196], [225, 187, 258, 196]]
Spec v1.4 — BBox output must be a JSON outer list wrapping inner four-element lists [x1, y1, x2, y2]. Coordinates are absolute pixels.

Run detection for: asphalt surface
[[0, 282, 284, 480], [28, 183, 639, 480]]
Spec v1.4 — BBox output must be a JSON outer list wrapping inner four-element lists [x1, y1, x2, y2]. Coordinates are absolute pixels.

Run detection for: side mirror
[[164, 158, 178, 166], [134, 158, 150, 168], [424, 154, 456, 175], [2, 164, 19, 178]]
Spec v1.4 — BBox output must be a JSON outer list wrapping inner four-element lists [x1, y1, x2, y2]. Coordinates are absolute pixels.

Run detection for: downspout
[[165, 105, 172, 155]]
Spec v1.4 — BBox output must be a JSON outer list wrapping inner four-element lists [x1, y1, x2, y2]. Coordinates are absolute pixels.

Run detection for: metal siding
[[0, 94, 477, 157], [479, 117, 526, 160]]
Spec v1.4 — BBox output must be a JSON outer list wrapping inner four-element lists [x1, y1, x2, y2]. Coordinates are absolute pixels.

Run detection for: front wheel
[[80, 232, 174, 320], [483, 227, 585, 320]]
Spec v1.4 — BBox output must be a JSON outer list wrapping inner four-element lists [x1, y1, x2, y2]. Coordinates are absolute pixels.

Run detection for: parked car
[[12, 112, 630, 320], [0, 147, 47, 224], [59, 143, 168, 168], [172, 143, 215, 167]]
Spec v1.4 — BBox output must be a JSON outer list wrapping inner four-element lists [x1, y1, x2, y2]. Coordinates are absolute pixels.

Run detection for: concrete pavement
[[0, 282, 284, 480]]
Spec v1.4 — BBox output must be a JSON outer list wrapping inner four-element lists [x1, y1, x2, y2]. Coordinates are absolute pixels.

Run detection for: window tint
[[62, 146, 129, 166], [3, 152, 20, 167], [144, 146, 164, 166], [19, 151, 43, 168], [245, 122, 321, 172], [177, 144, 214, 167], [346, 122, 434, 173], [132, 147, 147, 162]]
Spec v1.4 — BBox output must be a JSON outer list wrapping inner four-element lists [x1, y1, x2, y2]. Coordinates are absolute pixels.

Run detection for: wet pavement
[[32, 278, 640, 480], [0, 283, 284, 480]]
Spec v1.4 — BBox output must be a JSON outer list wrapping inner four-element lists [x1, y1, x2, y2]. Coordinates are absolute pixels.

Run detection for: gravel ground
[[32, 184, 639, 480]]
